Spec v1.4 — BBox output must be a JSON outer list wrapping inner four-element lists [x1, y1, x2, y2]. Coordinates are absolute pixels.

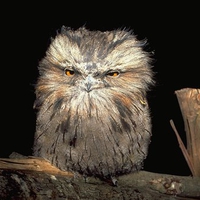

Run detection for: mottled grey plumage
[[33, 26, 154, 181]]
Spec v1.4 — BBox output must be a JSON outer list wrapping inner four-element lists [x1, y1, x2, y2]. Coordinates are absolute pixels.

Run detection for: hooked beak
[[83, 75, 101, 93]]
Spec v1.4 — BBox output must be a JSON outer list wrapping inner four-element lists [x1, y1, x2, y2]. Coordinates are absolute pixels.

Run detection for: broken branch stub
[[175, 88, 200, 177]]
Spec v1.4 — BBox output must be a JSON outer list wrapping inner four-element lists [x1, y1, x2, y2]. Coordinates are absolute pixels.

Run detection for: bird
[[33, 26, 154, 184]]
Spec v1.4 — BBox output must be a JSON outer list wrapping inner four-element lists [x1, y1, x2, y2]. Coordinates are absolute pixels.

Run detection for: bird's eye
[[64, 69, 75, 76], [106, 71, 119, 77]]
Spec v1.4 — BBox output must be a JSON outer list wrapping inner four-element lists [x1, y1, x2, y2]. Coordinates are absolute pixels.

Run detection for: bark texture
[[0, 157, 200, 200]]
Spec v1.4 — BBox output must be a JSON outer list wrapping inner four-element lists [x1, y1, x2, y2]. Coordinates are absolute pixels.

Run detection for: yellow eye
[[65, 69, 75, 76], [107, 71, 119, 77]]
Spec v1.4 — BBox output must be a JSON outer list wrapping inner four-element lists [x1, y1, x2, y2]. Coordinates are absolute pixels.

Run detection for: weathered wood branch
[[172, 88, 200, 177], [0, 157, 200, 199]]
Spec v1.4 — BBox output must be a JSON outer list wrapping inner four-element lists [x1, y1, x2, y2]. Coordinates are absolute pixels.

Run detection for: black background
[[1, 2, 199, 176]]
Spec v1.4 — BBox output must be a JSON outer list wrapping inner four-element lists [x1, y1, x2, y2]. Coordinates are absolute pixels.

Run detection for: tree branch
[[0, 157, 200, 200]]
